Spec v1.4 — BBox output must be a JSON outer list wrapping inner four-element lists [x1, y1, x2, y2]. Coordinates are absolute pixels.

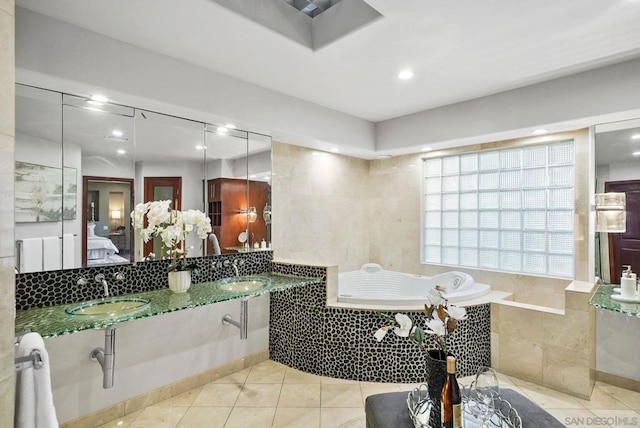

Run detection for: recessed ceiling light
[[195, 145, 204, 150], [250, 174, 256, 178], [224, 123, 236, 129], [87, 100, 103, 106], [90, 94, 108, 103], [633, 151, 640, 156], [421, 147, 433, 152], [117, 149, 126, 155], [398, 70, 414, 80], [531, 129, 549, 135], [217, 127, 228, 133], [263, 176, 271, 180], [111, 130, 123, 137], [631, 134, 640, 140], [330, 148, 340, 153]]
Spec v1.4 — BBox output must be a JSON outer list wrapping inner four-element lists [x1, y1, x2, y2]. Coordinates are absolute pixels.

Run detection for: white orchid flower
[[374, 326, 388, 342], [393, 313, 413, 337], [424, 318, 446, 337], [426, 288, 446, 307], [445, 305, 467, 321]]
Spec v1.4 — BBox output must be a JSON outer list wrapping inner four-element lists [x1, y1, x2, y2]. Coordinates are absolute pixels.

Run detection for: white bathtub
[[338, 264, 490, 305]]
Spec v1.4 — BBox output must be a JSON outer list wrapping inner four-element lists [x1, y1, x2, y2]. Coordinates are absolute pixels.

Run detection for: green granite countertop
[[589, 283, 640, 317], [16, 273, 321, 338]]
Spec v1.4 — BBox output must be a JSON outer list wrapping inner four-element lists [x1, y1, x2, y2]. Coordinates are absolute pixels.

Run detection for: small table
[[365, 389, 564, 428]]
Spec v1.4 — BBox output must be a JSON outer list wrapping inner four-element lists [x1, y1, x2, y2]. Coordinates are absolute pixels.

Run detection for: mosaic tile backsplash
[[16, 251, 274, 310]]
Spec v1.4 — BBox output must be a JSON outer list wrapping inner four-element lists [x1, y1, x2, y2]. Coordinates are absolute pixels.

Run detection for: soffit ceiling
[[15, 0, 640, 123]]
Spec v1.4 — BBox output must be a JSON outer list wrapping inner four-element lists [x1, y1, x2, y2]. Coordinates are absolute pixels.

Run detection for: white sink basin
[[217, 279, 266, 292], [65, 297, 150, 319]]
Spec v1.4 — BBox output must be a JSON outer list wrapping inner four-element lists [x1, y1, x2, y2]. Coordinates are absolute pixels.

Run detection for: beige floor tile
[[224, 407, 276, 428], [235, 383, 283, 407], [284, 368, 323, 384], [129, 406, 188, 428], [96, 410, 143, 428], [360, 382, 402, 401], [246, 361, 287, 384], [320, 376, 360, 385], [320, 407, 365, 428], [517, 382, 584, 409], [176, 406, 232, 428], [577, 385, 632, 410], [589, 408, 640, 424], [321, 384, 364, 408], [597, 383, 640, 410], [211, 367, 250, 385], [273, 407, 321, 428], [279, 384, 321, 407], [154, 388, 203, 407], [191, 383, 242, 407]]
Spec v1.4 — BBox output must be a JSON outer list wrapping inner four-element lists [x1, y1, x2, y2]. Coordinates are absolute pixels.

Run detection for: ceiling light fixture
[[224, 123, 236, 129], [90, 94, 108, 103], [330, 148, 340, 153], [117, 149, 126, 155], [531, 129, 549, 135], [111, 130, 123, 137], [195, 145, 204, 150], [421, 147, 433, 152], [633, 151, 640, 156], [631, 134, 640, 140], [398, 70, 414, 80], [216, 127, 228, 133]]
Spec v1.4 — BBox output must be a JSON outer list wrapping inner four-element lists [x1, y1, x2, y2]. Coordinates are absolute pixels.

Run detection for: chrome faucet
[[95, 274, 109, 297]]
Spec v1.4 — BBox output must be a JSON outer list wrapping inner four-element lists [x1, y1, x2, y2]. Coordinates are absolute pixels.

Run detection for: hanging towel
[[15, 332, 59, 428], [19, 238, 43, 273], [62, 234, 75, 269], [42, 237, 61, 271]]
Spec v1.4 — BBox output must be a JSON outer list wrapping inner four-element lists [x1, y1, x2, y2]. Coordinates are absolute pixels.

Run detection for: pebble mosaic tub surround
[[269, 265, 491, 381], [16, 251, 273, 310]]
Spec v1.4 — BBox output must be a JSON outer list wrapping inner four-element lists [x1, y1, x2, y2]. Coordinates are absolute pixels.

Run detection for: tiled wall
[[273, 130, 591, 309], [269, 264, 492, 381], [0, 1, 15, 426]]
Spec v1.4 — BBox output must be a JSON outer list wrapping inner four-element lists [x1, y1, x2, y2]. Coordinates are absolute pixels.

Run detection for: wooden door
[[607, 180, 640, 283], [143, 177, 182, 258]]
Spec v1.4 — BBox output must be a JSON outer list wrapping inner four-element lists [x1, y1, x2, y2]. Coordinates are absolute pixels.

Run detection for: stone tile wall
[[0, 1, 15, 426]]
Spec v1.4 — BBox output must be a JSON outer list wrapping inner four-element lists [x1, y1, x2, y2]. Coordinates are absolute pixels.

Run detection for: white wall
[[47, 294, 269, 423]]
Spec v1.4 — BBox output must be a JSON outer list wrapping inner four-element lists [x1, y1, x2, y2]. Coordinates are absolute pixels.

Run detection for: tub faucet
[[95, 274, 109, 297]]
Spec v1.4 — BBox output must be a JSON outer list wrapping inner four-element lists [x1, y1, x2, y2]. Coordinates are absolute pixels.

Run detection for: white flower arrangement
[[131, 200, 212, 272], [374, 288, 467, 354]]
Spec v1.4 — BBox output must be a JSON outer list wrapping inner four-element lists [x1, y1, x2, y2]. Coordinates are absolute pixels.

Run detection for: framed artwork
[[15, 161, 77, 222]]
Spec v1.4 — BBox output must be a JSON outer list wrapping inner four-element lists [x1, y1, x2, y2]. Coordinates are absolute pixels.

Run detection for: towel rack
[[14, 350, 43, 372]]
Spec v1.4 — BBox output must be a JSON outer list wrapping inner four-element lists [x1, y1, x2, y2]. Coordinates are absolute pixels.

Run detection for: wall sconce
[[240, 207, 257, 223], [595, 192, 626, 233]]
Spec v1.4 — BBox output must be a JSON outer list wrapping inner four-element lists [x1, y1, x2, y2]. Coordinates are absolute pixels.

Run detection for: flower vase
[[424, 349, 451, 426], [168, 270, 191, 293]]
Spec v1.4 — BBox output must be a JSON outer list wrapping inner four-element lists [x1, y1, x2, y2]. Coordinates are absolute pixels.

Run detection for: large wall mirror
[[15, 83, 272, 273], [595, 118, 640, 284]]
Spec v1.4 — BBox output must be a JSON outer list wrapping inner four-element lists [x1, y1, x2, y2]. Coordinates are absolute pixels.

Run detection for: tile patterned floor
[[99, 360, 640, 427]]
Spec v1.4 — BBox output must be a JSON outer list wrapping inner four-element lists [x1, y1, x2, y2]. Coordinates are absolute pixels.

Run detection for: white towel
[[62, 234, 75, 269], [20, 238, 43, 273], [42, 237, 61, 271], [15, 332, 59, 428]]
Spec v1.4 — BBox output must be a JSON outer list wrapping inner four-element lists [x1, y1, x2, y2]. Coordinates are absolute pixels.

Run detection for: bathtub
[[338, 263, 490, 305]]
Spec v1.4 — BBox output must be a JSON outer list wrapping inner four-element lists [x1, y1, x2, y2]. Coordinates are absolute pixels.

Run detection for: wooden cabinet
[[109, 233, 126, 251], [207, 178, 270, 254]]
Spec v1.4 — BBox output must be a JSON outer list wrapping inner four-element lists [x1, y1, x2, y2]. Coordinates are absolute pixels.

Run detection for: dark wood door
[[143, 176, 182, 258], [607, 180, 640, 283]]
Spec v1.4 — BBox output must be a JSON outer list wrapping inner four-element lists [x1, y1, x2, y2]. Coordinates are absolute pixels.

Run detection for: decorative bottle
[[441, 356, 462, 428]]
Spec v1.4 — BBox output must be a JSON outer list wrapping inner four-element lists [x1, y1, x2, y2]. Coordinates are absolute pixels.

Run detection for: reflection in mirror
[[595, 118, 640, 284], [62, 94, 135, 268], [15, 85, 63, 273], [134, 110, 206, 262], [248, 132, 272, 250]]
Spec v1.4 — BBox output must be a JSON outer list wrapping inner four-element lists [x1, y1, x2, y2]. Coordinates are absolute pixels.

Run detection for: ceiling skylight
[[283, 0, 342, 18]]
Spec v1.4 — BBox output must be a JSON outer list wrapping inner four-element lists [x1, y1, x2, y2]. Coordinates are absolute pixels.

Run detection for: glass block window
[[422, 141, 575, 278]]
